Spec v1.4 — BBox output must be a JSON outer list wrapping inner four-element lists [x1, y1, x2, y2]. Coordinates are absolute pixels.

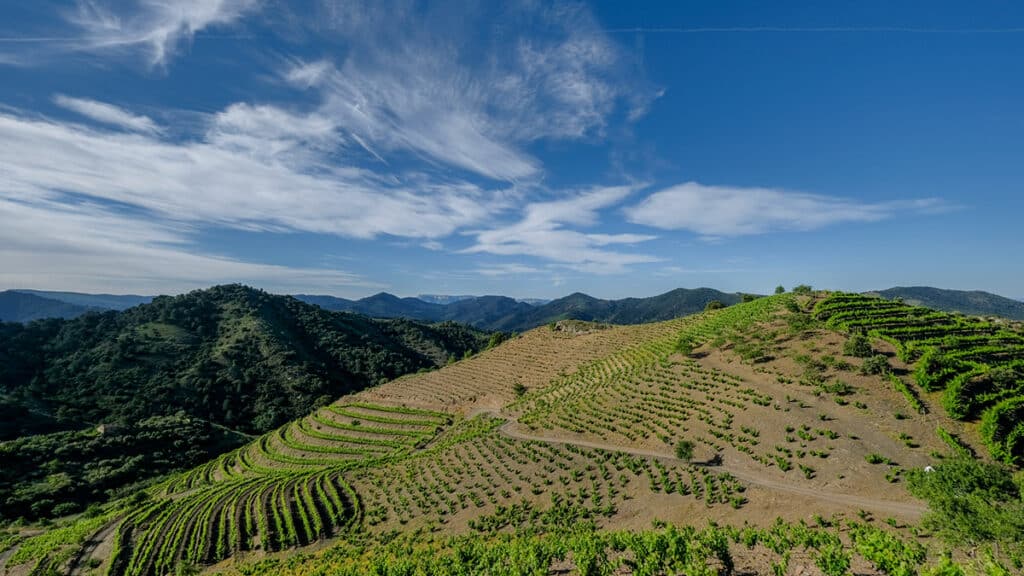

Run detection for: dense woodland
[[0, 284, 491, 520]]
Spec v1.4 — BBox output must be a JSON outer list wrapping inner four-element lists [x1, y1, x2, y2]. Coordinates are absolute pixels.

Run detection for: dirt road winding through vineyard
[[475, 410, 927, 518]]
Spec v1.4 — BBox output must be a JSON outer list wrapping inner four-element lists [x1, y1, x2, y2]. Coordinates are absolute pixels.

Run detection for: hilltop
[[0, 284, 489, 521], [7, 290, 1022, 575], [867, 286, 1024, 320]]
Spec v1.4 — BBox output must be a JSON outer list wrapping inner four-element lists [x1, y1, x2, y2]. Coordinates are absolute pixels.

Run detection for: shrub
[[906, 456, 1024, 546], [674, 440, 695, 462], [843, 334, 874, 358], [860, 354, 890, 376], [704, 300, 725, 311], [775, 285, 786, 295], [793, 285, 813, 295]]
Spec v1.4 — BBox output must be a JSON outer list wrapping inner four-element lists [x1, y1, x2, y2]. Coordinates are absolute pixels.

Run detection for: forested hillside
[[0, 284, 489, 520]]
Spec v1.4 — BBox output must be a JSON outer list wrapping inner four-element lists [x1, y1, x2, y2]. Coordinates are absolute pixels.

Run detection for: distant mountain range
[[0, 289, 152, 323], [864, 286, 1024, 321], [418, 294, 551, 306], [294, 287, 742, 332], [0, 290, 99, 322], [4, 285, 1023, 326], [416, 294, 477, 305]]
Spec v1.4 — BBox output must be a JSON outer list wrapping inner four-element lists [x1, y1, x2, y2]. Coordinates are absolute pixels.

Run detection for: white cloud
[[0, 105, 497, 240], [280, 1, 657, 182], [0, 197, 379, 295], [476, 263, 542, 277], [626, 181, 945, 238], [464, 185, 660, 274], [66, 0, 261, 67], [54, 94, 161, 134]]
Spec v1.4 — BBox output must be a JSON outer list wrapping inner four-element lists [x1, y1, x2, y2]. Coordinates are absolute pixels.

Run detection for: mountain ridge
[[295, 287, 743, 331], [6, 285, 1024, 325], [865, 285, 1024, 320], [0, 284, 489, 520]]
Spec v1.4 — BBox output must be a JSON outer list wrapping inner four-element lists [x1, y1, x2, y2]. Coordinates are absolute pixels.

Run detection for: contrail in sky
[[606, 26, 1024, 34]]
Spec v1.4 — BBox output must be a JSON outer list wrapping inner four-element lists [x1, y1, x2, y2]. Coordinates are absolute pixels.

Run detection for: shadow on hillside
[[694, 453, 723, 467]]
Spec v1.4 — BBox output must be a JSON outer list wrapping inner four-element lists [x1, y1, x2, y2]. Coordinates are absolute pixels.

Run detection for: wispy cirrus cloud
[[281, 0, 658, 182], [0, 105, 498, 239], [626, 181, 948, 239], [0, 98, 503, 294], [0, 196, 381, 295], [476, 263, 543, 277], [54, 94, 161, 134], [66, 0, 261, 67], [464, 185, 660, 274], [0, 0, 260, 67]]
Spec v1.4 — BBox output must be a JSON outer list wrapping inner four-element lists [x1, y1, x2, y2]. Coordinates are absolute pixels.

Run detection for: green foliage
[[843, 333, 874, 358], [0, 413, 243, 520], [906, 457, 1024, 546], [0, 285, 488, 520], [860, 354, 891, 375], [704, 300, 725, 311], [775, 286, 786, 295], [850, 523, 926, 576], [792, 285, 813, 295], [815, 292, 1024, 463], [674, 440, 695, 462], [513, 382, 528, 397], [815, 538, 851, 576], [979, 397, 1024, 465]]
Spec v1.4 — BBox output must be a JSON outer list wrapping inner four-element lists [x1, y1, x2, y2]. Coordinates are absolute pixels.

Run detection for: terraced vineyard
[[5, 292, 1020, 576], [355, 317, 695, 413], [102, 403, 448, 576], [816, 293, 1024, 464]]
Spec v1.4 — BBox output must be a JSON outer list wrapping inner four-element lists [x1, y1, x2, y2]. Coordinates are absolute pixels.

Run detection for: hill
[[12, 289, 153, 311], [0, 290, 96, 323], [867, 286, 1024, 320], [11, 291, 1022, 575], [0, 284, 489, 520], [296, 287, 741, 331]]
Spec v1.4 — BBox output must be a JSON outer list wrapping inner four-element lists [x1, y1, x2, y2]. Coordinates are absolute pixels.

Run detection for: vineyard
[[195, 518, 971, 576], [355, 316, 694, 413], [3, 292, 1021, 575], [98, 401, 447, 575], [815, 293, 1024, 465]]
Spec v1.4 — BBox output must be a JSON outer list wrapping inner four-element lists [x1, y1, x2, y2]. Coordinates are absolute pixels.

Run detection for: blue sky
[[0, 1, 1021, 299]]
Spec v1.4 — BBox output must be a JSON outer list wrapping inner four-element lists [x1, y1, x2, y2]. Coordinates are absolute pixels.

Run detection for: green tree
[[704, 300, 725, 311], [677, 338, 695, 356], [775, 285, 786, 295], [843, 333, 874, 358], [675, 440, 695, 461], [793, 284, 813, 295], [860, 354, 890, 375]]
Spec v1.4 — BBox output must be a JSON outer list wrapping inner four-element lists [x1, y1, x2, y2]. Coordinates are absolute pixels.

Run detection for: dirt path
[[0, 546, 16, 573], [67, 519, 120, 576], [485, 412, 927, 518]]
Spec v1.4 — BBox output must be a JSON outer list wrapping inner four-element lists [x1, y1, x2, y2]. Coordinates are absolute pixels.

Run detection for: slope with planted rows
[[5, 292, 1020, 576]]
